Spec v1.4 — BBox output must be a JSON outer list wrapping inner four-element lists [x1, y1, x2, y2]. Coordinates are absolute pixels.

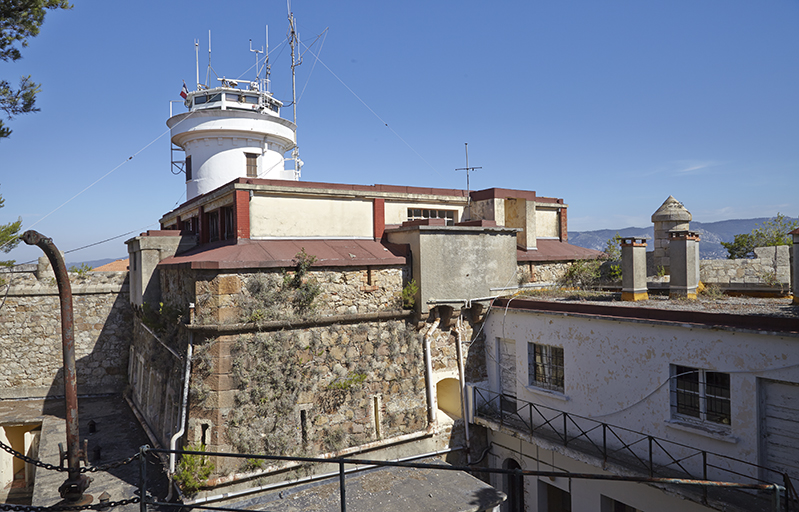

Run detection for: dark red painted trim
[[373, 198, 385, 240], [234, 190, 250, 239]]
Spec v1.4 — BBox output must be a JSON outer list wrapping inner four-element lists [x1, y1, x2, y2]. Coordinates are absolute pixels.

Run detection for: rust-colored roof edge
[[492, 298, 799, 334]]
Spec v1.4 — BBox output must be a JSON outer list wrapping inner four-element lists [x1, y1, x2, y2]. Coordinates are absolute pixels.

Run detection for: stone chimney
[[621, 237, 648, 301], [651, 196, 691, 274], [669, 230, 700, 300]]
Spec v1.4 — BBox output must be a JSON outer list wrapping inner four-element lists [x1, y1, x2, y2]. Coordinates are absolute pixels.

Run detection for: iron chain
[[0, 439, 140, 473], [0, 496, 140, 511]]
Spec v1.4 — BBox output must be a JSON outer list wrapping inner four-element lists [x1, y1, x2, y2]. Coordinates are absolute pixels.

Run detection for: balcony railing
[[471, 386, 799, 512]]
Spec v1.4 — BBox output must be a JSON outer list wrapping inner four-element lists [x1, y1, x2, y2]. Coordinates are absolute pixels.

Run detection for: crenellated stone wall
[[0, 264, 132, 399]]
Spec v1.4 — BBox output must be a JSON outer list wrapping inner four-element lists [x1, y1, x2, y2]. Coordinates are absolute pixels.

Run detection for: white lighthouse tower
[[168, 38, 299, 201]]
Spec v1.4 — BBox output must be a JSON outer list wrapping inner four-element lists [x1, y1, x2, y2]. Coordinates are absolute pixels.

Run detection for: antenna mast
[[264, 26, 271, 92], [288, 1, 302, 178], [205, 30, 212, 88], [455, 143, 482, 218], [249, 38, 264, 84], [194, 39, 200, 90]]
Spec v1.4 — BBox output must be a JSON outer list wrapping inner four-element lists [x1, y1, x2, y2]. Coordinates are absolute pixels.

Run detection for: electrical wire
[[298, 40, 443, 178], [297, 28, 328, 103], [24, 110, 197, 233]]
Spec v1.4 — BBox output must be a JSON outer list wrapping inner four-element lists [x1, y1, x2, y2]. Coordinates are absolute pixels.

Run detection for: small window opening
[[373, 395, 382, 439], [245, 153, 258, 178], [200, 424, 209, 446], [185, 156, 192, 181], [300, 410, 308, 447]]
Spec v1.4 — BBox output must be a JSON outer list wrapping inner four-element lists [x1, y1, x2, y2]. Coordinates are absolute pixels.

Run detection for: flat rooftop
[[494, 292, 799, 333]]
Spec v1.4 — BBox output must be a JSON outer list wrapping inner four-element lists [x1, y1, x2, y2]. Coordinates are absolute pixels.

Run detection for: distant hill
[[569, 217, 798, 260]]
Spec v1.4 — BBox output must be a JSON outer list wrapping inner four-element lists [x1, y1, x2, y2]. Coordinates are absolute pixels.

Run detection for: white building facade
[[471, 298, 799, 512]]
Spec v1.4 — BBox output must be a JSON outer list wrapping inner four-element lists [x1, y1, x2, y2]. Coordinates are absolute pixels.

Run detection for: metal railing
[[472, 386, 798, 511]]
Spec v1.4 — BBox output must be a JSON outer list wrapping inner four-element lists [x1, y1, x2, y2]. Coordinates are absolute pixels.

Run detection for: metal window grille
[[528, 343, 564, 392], [672, 366, 731, 426]]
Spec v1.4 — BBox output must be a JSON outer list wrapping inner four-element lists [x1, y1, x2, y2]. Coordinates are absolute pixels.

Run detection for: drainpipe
[[454, 315, 471, 464], [423, 311, 440, 425], [21, 231, 91, 503], [170, 304, 195, 474]]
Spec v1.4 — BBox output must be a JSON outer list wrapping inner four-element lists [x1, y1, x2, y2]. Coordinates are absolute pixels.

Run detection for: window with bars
[[406, 208, 456, 226], [528, 343, 564, 392], [671, 365, 731, 426], [245, 153, 258, 178]]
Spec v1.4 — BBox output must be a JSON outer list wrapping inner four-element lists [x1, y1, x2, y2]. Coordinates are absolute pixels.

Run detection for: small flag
[[180, 81, 189, 99]]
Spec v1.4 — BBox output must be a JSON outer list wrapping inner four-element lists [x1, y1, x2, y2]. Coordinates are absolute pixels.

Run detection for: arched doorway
[[502, 457, 524, 511]]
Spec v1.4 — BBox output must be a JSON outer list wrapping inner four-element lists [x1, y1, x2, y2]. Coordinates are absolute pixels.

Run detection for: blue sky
[[1, 0, 797, 263]]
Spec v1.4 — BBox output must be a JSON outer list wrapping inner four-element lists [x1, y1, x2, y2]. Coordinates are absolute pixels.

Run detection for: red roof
[[517, 239, 605, 262], [158, 239, 408, 270], [93, 258, 129, 271]]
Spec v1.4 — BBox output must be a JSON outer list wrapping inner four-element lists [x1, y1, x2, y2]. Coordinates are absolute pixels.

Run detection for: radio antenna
[[205, 30, 212, 88], [455, 143, 482, 218], [249, 38, 264, 82], [288, 1, 302, 178]]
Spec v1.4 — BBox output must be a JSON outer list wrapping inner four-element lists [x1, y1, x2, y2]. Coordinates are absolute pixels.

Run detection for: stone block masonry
[[186, 320, 427, 474], [0, 266, 132, 399], [700, 246, 791, 290]]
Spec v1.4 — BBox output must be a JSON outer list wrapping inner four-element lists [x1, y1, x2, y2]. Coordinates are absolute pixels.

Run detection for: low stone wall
[[700, 246, 791, 290], [518, 262, 572, 284], [0, 264, 132, 399]]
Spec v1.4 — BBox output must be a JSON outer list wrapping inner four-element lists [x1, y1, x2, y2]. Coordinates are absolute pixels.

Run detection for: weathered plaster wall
[[0, 266, 132, 398], [488, 429, 714, 512], [481, 308, 799, 482], [250, 195, 374, 239]]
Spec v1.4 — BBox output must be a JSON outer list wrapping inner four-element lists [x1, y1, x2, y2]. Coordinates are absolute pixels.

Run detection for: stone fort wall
[[0, 263, 132, 399]]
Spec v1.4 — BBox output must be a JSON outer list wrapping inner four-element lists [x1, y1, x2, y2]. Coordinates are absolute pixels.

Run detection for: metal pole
[[702, 451, 708, 505], [21, 230, 90, 503], [339, 460, 346, 512], [140, 445, 148, 512]]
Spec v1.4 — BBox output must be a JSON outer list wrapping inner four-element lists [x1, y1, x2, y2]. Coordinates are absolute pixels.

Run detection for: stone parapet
[[0, 268, 132, 398], [700, 245, 791, 291]]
